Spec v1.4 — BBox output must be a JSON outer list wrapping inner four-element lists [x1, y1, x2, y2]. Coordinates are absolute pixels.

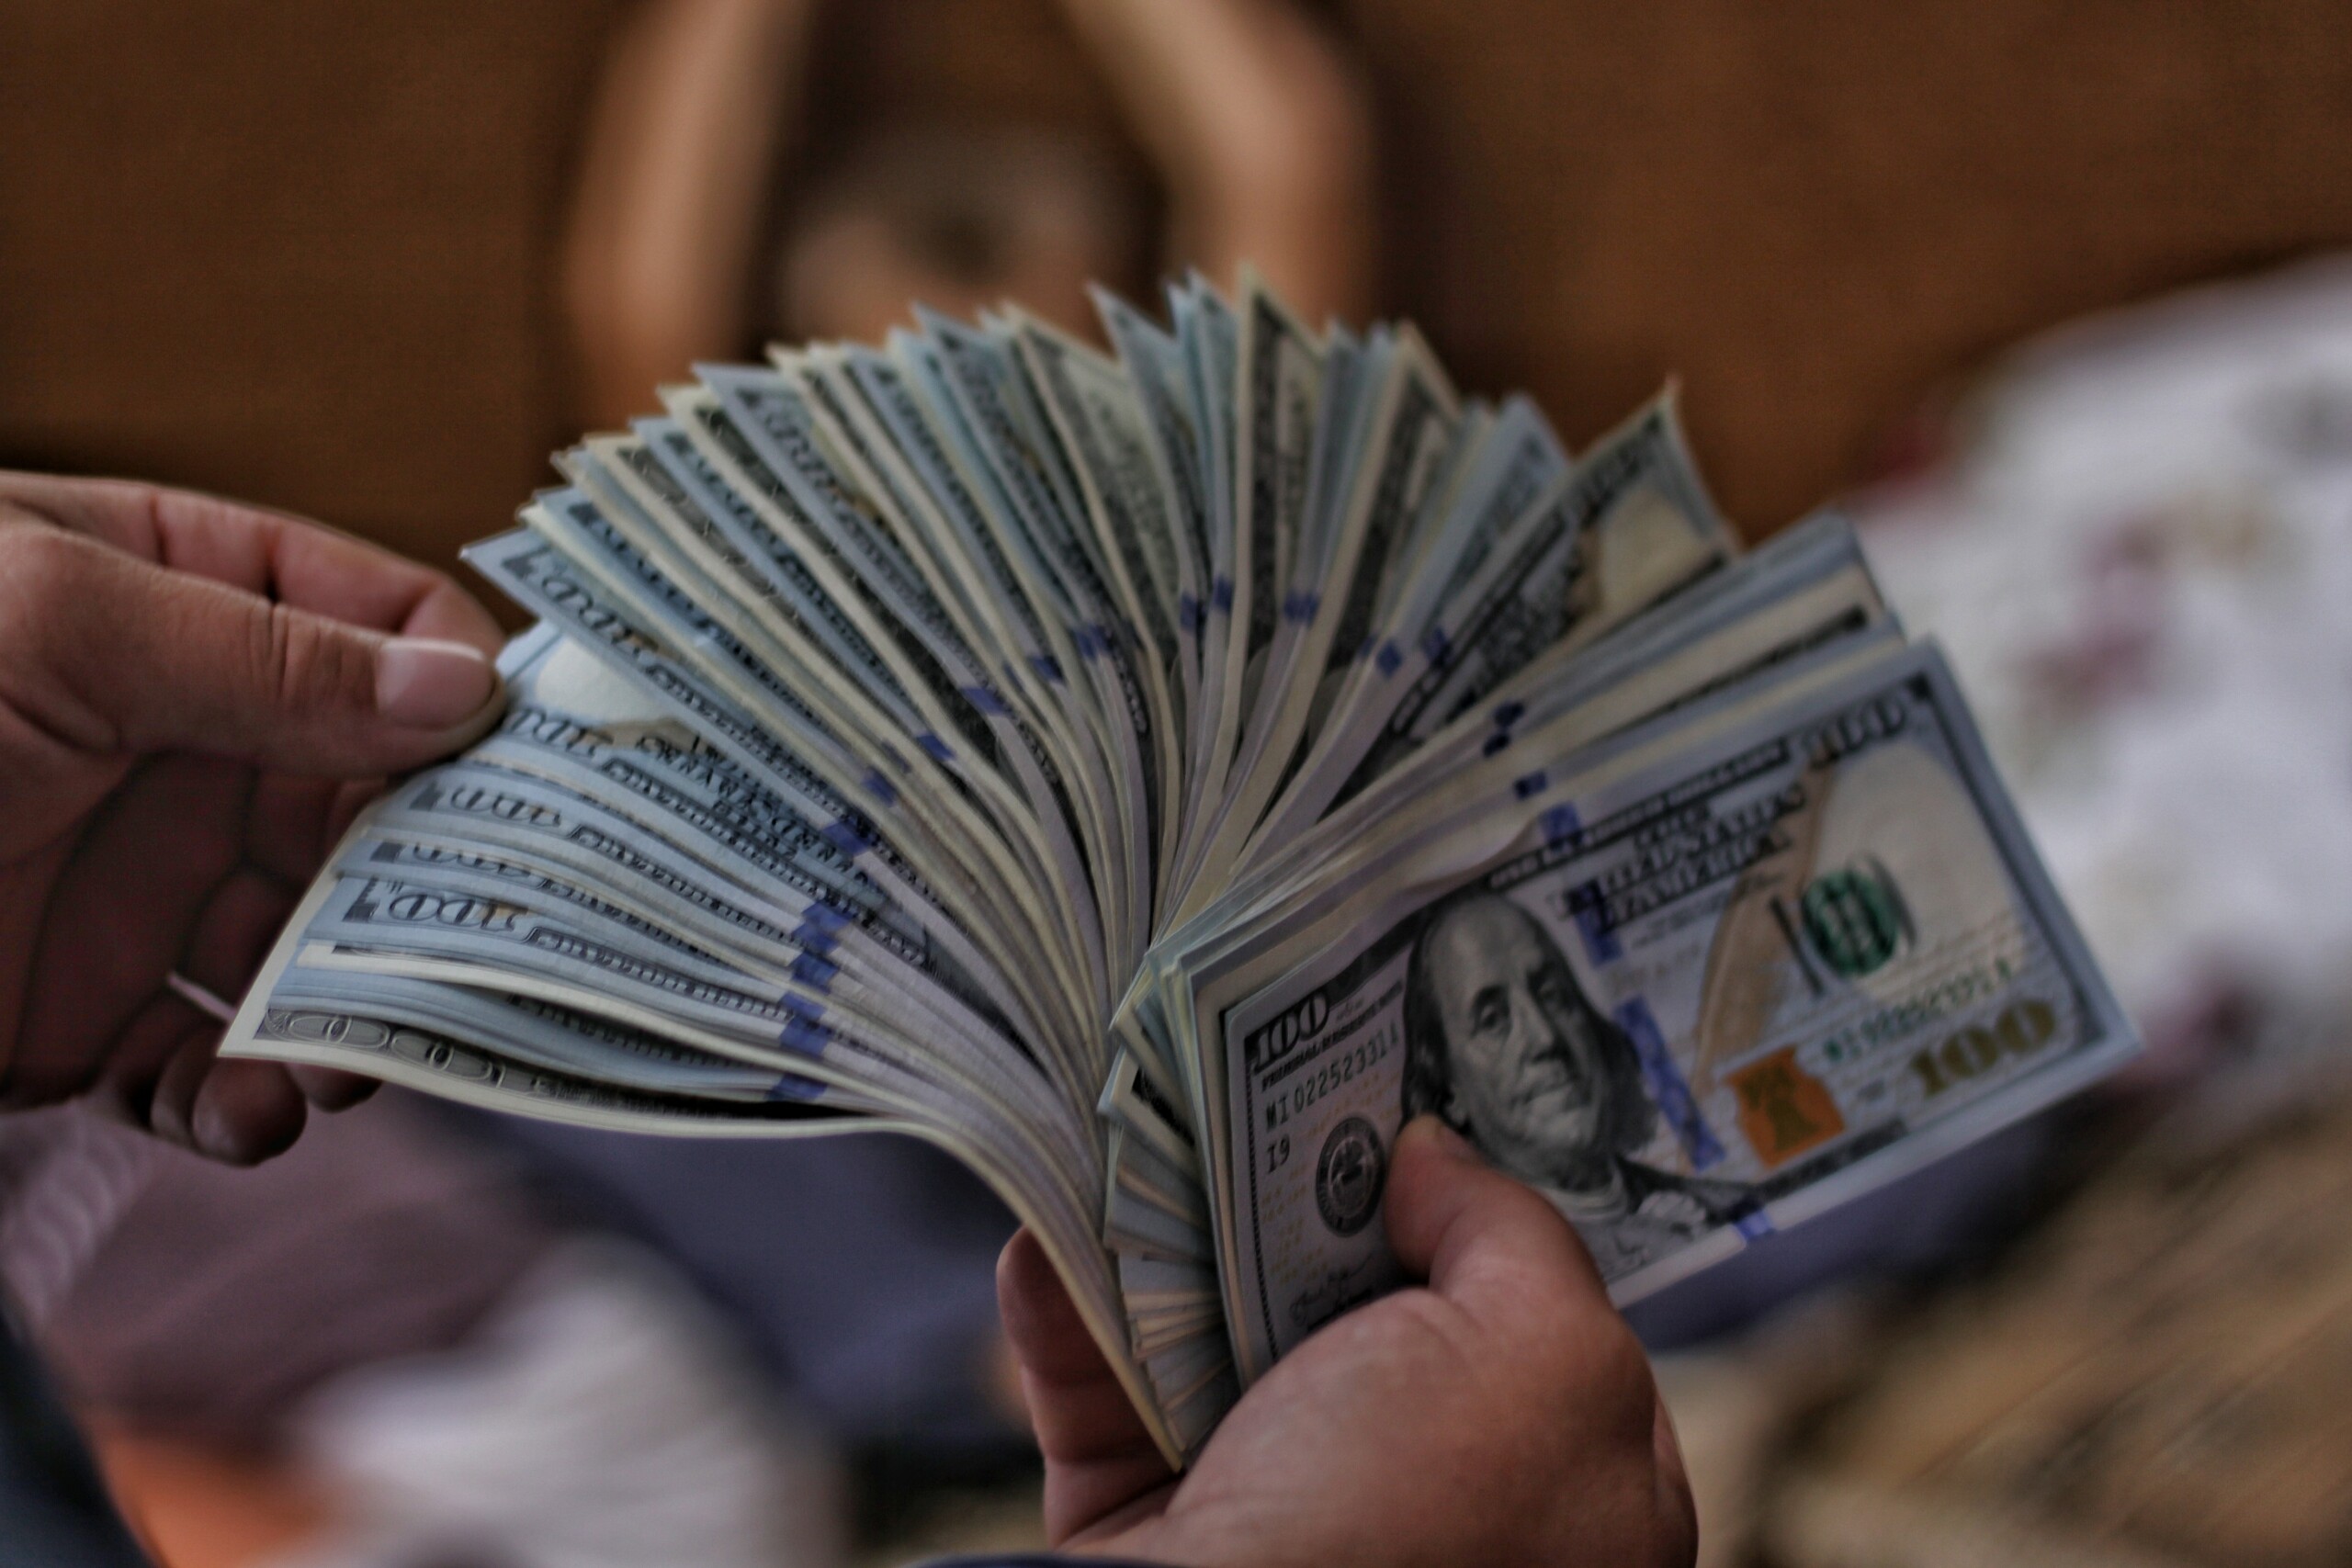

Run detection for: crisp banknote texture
[[1201, 641, 2129, 1379], [224, 272, 2132, 1463]]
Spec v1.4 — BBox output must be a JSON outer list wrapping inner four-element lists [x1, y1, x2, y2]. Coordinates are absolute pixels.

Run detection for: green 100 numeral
[[1907, 998, 2056, 1098]]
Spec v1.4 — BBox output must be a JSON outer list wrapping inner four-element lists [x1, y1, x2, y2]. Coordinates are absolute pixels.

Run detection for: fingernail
[[377, 638, 495, 728], [191, 1097, 247, 1163]]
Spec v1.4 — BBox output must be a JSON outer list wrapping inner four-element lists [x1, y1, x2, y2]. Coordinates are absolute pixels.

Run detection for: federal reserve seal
[[1315, 1116, 1387, 1236]]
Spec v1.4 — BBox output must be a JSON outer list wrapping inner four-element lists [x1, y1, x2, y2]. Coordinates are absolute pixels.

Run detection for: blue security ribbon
[[1612, 997, 1725, 1170]]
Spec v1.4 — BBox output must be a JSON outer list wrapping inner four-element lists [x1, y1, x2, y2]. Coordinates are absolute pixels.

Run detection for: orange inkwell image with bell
[[1728, 1048, 1845, 1167]]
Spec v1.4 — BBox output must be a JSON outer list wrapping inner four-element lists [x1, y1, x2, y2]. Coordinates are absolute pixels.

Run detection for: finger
[[1000, 1227, 1128, 1392], [141, 1021, 307, 1164], [288, 1065, 378, 1111], [1383, 1116, 1612, 1317], [146, 1024, 221, 1153], [232, 773, 379, 1120], [178, 842, 368, 1119], [85, 989, 213, 1127], [6, 755, 248, 1106], [178, 865, 297, 1008], [997, 1228, 1173, 1543], [243, 772, 351, 885], [0, 472, 503, 654], [190, 1055, 308, 1165], [0, 518, 502, 775], [326, 778, 389, 845]]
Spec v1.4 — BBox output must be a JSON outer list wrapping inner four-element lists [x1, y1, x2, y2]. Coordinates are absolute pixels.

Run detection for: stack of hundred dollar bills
[[225, 273, 2135, 1464]]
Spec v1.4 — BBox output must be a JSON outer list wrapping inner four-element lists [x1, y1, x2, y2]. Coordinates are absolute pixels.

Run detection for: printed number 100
[[1907, 998, 2056, 1098]]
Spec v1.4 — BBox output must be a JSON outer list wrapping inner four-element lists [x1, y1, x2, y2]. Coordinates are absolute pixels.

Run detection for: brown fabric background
[[6, 0, 2352, 568]]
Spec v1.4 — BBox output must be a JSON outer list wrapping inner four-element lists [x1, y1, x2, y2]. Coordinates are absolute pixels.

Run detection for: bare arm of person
[[562, 0, 819, 430], [1053, 0, 1376, 323]]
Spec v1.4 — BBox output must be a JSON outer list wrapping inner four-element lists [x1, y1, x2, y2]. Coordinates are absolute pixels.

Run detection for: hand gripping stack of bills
[[225, 273, 2135, 1464]]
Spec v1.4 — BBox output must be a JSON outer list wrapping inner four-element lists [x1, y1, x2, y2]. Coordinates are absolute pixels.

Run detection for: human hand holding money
[[1001, 1114, 1695, 1567], [0, 472, 504, 1160]]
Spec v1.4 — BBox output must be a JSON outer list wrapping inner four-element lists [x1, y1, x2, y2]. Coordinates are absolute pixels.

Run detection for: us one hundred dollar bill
[[1191, 638, 2128, 1381], [225, 268, 2134, 1464]]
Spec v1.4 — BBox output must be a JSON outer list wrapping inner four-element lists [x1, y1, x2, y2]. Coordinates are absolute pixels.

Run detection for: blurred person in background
[[560, 0, 1374, 427]]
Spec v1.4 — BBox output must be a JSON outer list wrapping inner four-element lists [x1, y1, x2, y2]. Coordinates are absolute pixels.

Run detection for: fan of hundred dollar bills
[[225, 273, 2134, 1463]]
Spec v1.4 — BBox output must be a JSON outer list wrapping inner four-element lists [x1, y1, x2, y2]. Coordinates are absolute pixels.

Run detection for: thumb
[[1383, 1115, 1612, 1321], [2, 526, 502, 774], [997, 1228, 1173, 1544]]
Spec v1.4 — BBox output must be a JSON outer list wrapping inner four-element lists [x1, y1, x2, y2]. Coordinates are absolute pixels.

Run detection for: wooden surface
[[6, 0, 2352, 568]]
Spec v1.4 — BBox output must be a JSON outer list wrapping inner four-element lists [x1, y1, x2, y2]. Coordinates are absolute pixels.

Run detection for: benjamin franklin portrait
[[1399, 889, 1750, 1279]]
